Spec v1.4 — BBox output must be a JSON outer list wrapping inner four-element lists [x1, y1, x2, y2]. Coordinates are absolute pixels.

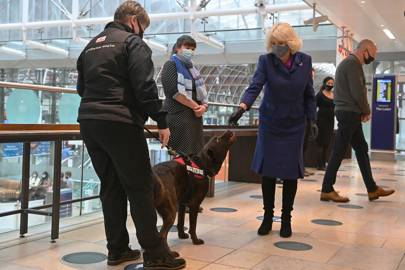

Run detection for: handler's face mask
[[272, 44, 290, 59], [325, 85, 334, 91], [131, 16, 144, 39], [181, 49, 195, 61]]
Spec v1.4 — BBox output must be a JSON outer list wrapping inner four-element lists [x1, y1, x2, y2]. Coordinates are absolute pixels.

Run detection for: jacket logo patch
[[96, 36, 106, 43]]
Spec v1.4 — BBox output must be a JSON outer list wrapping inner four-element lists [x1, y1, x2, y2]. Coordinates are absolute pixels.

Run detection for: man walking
[[77, 1, 185, 269], [320, 39, 395, 203]]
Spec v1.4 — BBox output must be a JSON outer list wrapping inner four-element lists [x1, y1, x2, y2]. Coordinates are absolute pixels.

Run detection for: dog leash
[[143, 126, 187, 158], [143, 126, 211, 177]]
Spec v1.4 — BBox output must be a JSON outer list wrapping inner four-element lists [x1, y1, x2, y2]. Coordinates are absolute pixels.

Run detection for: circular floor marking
[[311, 219, 343, 226], [250, 195, 263, 199], [274, 241, 313, 251], [125, 263, 144, 270], [62, 252, 107, 265], [157, 225, 188, 232], [256, 216, 281, 222], [338, 204, 364, 209], [210, 207, 238, 213]]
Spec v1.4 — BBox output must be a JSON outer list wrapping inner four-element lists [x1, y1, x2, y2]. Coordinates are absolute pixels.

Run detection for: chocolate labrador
[[153, 130, 236, 248]]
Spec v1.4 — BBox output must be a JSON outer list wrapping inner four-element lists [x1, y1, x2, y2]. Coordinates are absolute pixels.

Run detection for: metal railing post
[[51, 139, 62, 242], [20, 142, 31, 237]]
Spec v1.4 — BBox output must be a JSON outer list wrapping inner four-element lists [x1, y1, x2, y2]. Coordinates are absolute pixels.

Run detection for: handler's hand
[[361, 114, 371, 122], [159, 128, 170, 148]]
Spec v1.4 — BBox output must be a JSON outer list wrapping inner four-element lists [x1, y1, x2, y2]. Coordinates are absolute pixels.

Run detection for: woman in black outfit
[[161, 35, 208, 156], [316, 76, 335, 170]]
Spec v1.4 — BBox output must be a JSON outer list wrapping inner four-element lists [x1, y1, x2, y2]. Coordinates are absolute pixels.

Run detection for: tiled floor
[[1, 159, 405, 270]]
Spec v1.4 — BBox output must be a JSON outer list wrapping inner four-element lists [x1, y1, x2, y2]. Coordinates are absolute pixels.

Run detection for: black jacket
[[76, 21, 167, 128]]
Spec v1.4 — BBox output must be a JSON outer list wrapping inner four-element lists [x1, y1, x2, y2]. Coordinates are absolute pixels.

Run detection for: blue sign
[[0, 142, 70, 158], [371, 75, 397, 150]]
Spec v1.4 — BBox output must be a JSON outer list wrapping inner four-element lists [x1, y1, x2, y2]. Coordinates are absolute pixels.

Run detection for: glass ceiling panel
[[0, 0, 338, 62], [0, 0, 22, 24]]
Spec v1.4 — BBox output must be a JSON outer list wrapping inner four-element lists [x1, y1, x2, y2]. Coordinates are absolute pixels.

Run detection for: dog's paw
[[170, 251, 180, 258], [178, 232, 189, 239], [192, 238, 204, 245]]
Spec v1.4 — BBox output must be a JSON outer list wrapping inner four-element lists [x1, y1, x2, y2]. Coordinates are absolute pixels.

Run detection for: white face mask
[[181, 49, 194, 60]]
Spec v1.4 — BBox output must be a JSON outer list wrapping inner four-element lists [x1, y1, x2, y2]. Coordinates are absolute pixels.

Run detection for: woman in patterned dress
[[161, 35, 208, 156]]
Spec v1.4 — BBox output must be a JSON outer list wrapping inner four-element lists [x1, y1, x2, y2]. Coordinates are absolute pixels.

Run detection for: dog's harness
[[174, 156, 205, 180], [143, 127, 212, 204]]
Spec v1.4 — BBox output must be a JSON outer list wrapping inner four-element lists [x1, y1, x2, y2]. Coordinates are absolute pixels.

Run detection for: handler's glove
[[228, 107, 246, 126], [308, 120, 319, 141]]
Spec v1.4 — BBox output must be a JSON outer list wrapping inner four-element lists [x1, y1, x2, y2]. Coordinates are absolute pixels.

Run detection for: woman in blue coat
[[229, 23, 317, 238]]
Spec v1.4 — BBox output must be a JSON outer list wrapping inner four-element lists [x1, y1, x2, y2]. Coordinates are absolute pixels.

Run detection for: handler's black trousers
[[321, 111, 378, 193], [80, 120, 165, 257]]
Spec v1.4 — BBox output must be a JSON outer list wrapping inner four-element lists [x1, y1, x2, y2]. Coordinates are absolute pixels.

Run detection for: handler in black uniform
[[76, 1, 185, 269]]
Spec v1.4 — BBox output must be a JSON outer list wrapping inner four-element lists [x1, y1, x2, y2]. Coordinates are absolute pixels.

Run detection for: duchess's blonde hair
[[266, 22, 302, 54]]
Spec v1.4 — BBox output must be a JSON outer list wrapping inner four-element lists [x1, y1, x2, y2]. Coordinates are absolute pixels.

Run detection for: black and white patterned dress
[[161, 60, 204, 155]]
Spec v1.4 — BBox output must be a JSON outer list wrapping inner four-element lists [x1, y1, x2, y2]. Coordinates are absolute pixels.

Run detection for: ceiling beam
[[192, 32, 225, 51], [0, 2, 311, 31], [0, 46, 26, 59], [24, 40, 69, 57]]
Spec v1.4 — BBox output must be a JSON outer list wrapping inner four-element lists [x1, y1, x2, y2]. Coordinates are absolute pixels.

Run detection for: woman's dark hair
[[172, 35, 197, 54], [321, 76, 334, 89]]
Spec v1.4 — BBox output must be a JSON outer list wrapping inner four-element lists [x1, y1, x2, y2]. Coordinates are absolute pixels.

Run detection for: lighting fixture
[[383, 28, 396, 40]]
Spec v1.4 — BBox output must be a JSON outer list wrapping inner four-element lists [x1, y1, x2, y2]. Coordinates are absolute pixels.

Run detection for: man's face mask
[[272, 44, 290, 59], [364, 49, 375, 65]]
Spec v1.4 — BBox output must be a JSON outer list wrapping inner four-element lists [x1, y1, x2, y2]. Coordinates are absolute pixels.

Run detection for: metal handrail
[[0, 81, 260, 109], [0, 81, 76, 94]]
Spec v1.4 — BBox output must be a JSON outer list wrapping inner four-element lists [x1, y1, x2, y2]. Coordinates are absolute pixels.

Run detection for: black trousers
[[262, 177, 297, 219], [317, 144, 328, 168], [321, 111, 378, 193], [80, 120, 165, 256]]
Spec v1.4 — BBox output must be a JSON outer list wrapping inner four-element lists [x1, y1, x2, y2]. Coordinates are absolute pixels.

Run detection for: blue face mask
[[181, 49, 194, 61], [272, 44, 289, 59]]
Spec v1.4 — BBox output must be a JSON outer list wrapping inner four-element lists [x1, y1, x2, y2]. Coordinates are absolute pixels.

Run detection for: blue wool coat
[[241, 52, 316, 180]]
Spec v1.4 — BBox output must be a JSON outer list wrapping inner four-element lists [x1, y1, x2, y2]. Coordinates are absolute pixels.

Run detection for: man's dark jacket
[[76, 21, 167, 128]]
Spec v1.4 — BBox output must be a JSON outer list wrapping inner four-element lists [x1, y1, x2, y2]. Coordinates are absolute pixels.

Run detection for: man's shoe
[[320, 191, 350, 203], [144, 255, 186, 270], [368, 186, 395, 201], [107, 248, 141, 266]]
